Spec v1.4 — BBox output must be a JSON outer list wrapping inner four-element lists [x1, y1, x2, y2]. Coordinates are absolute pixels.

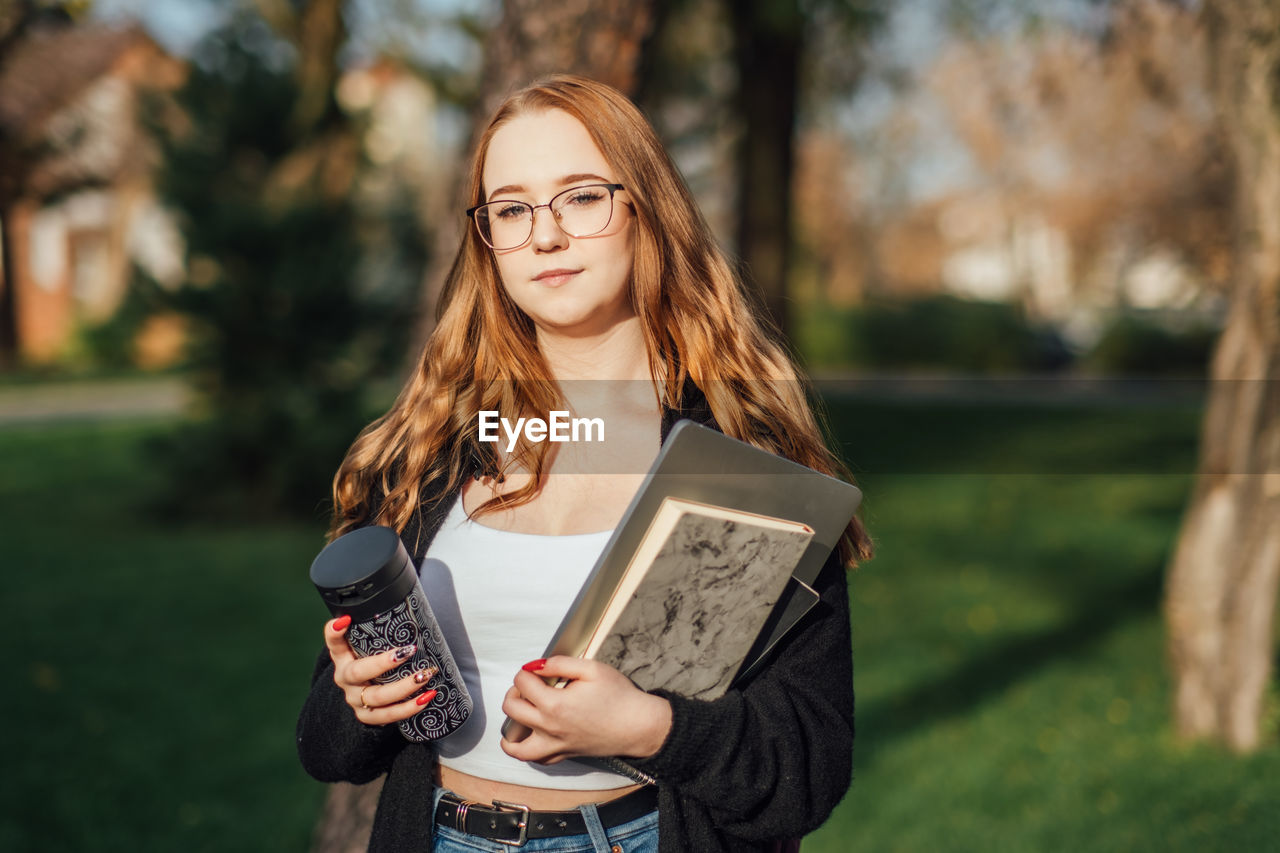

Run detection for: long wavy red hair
[[330, 74, 870, 564]]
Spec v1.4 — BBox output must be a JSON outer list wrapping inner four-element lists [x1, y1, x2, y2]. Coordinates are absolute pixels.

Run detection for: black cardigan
[[296, 388, 855, 851]]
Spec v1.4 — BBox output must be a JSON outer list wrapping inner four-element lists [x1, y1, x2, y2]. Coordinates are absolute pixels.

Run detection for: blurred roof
[[0, 20, 152, 145]]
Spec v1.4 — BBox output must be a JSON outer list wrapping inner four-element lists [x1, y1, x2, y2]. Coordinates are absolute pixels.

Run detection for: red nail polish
[[331, 615, 351, 631], [416, 689, 438, 706], [521, 659, 546, 672]]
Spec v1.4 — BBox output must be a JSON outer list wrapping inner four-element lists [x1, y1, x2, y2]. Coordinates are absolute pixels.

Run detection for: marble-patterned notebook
[[586, 498, 814, 700]]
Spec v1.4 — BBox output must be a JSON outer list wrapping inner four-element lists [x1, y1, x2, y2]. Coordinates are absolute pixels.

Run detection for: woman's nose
[[529, 206, 568, 252]]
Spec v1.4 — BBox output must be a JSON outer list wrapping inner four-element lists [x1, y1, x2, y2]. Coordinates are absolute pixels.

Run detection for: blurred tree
[[151, 3, 416, 521], [1163, 0, 1280, 754], [633, 0, 737, 239], [636, 0, 881, 340], [248, 0, 357, 200], [731, 1, 882, 339], [922, 1, 1229, 318], [727, 0, 804, 338]]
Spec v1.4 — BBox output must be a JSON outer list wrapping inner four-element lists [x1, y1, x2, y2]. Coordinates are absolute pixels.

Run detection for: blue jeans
[[431, 787, 660, 853]]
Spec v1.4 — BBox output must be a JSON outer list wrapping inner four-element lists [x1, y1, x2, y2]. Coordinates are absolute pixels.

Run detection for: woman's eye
[[494, 203, 528, 220], [562, 188, 606, 207]]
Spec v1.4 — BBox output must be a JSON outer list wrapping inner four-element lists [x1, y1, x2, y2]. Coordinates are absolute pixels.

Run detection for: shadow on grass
[[825, 398, 1201, 476], [855, 565, 1164, 768]]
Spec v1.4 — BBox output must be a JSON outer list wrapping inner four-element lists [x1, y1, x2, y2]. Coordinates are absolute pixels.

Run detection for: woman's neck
[[536, 315, 652, 382], [535, 316, 661, 422]]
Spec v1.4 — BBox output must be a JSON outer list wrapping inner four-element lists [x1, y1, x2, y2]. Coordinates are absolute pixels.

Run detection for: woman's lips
[[532, 268, 581, 286]]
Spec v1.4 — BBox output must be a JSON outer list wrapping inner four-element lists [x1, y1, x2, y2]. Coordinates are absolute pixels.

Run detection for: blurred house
[[792, 0, 1232, 357], [336, 57, 451, 245], [0, 20, 185, 364], [862, 188, 1224, 348], [338, 59, 442, 185]]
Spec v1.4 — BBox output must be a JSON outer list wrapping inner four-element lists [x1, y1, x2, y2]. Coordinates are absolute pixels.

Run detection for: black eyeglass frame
[[465, 183, 627, 250]]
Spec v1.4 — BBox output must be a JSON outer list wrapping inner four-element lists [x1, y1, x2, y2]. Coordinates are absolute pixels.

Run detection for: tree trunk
[[314, 5, 664, 850], [264, 0, 357, 206], [311, 779, 384, 853], [472, 0, 662, 121], [0, 201, 20, 367], [1164, 0, 1280, 753], [728, 0, 802, 339], [291, 0, 347, 137]]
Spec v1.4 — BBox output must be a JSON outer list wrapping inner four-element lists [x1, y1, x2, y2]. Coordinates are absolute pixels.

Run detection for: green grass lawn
[[808, 394, 1280, 852], [2, 393, 1276, 852], [1, 419, 329, 852]]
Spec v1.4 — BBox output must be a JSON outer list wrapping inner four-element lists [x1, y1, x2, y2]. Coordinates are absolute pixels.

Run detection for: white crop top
[[418, 493, 633, 789]]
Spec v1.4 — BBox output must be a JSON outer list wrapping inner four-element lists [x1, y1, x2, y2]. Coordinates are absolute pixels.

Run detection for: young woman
[[297, 74, 871, 853]]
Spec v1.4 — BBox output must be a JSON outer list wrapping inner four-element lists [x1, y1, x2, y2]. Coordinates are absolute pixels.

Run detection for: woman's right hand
[[323, 615, 439, 726]]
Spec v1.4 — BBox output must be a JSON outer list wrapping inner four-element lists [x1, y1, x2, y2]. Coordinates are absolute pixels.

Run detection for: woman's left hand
[[499, 656, 672, 765]]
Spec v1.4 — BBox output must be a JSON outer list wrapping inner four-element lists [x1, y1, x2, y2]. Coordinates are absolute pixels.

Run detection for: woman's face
[[480, 109, 636, 338]]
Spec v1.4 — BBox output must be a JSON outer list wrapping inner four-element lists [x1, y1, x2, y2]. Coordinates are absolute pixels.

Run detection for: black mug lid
[[310, 526, 414, 613]]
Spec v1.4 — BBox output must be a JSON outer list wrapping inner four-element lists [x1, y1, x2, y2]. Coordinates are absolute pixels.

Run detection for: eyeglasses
[[466, 183, 626, 251]]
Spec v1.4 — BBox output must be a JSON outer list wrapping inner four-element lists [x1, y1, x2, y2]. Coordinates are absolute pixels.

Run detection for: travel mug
[[310, 525, 471, 740]]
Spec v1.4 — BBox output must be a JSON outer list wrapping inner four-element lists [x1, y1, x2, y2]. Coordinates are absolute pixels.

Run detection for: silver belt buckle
[[491, 799, 531, 847]]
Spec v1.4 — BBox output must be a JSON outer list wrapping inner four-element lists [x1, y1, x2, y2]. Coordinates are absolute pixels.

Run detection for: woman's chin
[[529, 306, 635, 339], [534, 317, 611, 339]]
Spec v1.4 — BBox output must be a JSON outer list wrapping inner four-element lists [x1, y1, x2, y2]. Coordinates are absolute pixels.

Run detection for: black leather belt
[[434, 785, 658, 847]]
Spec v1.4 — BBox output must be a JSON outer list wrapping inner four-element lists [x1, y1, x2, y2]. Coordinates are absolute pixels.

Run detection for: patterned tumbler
[[310, 526, 471, 741]]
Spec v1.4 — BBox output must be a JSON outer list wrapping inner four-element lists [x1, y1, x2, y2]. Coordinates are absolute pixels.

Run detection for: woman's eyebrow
[[487, 173, 611, 202], [559, 172, 610, 186]]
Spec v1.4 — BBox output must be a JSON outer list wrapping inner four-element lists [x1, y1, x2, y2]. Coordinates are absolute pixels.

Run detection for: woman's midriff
[[436, 765, 644, 810]]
